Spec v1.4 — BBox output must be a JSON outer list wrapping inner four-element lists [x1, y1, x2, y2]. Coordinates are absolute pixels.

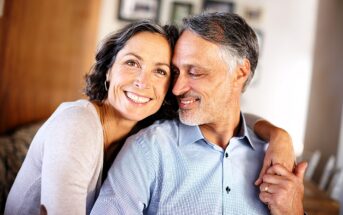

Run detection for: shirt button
[[225, 153, 229, 158], [226, 186, 231, 193]]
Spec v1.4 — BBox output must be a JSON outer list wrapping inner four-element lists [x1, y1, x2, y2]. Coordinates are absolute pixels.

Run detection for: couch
[[0, 121, 43, 214]]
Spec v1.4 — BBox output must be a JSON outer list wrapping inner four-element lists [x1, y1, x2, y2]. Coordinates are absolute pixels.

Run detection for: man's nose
[[172, 74, 190, 96]]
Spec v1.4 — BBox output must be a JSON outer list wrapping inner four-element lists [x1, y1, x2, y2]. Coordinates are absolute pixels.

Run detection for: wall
[[338, 107, 343, 169], [240, 0, 318, 156], [97, 0, 203, 40], [338, 107, 343, 214], [304, 0, 343, 183], [0, 0, 101, 133]]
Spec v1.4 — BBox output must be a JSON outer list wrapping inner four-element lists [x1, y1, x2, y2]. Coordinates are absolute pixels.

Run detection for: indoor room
[[1, 0, 342, 214]]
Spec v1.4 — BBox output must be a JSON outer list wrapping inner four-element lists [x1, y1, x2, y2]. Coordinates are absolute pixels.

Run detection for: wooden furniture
[[304, 180, 340, 215], [0, 0, 101, 134]]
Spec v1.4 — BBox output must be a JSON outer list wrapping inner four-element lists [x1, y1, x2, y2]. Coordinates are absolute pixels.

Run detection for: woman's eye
[[156, 69, 168, 76], [126, 60, 138, 67]]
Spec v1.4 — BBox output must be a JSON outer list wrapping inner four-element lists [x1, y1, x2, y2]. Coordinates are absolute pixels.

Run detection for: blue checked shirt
[[91, 113, 270, 215]]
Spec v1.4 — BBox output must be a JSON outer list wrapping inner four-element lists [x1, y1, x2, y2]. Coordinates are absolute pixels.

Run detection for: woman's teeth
[[126, 92, 150, 104]]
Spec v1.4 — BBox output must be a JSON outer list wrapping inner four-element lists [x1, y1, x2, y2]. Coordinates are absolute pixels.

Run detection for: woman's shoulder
[[35, 100, 103, 155], [51, 99, 99, 125], [56, 99, 96, 115], [40, 99, 102, 140]]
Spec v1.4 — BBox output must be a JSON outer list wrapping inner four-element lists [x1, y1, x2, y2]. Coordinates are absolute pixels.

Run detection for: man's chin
[[178, 111, 203, 126], [179, 119, 199, 126]]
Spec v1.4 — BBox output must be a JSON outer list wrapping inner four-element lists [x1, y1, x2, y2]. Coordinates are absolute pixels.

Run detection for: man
[[91, 13, 306, 214]]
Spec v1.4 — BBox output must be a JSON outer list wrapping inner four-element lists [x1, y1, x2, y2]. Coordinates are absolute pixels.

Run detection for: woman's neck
[[92, 101, 137, 150]]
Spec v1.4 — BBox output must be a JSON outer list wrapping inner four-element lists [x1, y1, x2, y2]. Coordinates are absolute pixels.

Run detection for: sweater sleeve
[[40, 106, 101, 215]]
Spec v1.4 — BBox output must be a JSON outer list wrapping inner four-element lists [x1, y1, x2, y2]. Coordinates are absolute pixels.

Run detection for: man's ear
[[233, 59, 251, 89]]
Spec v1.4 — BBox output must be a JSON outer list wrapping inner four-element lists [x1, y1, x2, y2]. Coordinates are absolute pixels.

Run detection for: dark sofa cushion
[[0, 121, 43, 214]]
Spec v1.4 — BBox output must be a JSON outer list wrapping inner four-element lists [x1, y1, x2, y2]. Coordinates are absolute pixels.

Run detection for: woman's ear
[[106, 69, 111, 81]]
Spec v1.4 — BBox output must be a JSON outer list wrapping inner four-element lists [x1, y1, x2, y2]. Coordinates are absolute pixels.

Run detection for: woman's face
[[106, 32, 172, 122]]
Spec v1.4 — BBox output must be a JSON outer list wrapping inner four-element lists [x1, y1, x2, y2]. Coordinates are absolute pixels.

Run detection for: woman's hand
[[253, 120, 295, 186]]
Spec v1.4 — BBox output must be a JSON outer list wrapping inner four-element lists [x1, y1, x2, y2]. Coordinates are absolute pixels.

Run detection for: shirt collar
[[178, 121, 205, 146], [238, 112, 256, 150], [178, 112, 256, 150]]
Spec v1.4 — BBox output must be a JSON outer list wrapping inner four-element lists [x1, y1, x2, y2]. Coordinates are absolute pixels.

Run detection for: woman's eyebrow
[[125, 52, 170, 68], [156, 62, 170, 68], [124, 53, 142, 60]]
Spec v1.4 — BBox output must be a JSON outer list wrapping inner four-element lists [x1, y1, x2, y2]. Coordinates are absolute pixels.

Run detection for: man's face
[[172, 30, 236, 126]]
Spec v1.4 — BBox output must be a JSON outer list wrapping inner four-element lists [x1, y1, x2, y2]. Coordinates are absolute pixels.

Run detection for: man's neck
[[199, 109, 241, 149]]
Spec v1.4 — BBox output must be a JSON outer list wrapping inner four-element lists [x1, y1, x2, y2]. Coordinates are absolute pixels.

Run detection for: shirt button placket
[[223, 150, 230, 196], [225, 186, 231, 193]]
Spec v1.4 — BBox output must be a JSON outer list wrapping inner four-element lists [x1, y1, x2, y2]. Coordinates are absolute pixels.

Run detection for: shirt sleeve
[[41, 106, 101, 215], [91, 134, 155, 215]]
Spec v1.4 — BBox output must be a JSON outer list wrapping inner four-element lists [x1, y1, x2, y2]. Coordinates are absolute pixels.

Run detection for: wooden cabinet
[[0, 0, 101, 133]]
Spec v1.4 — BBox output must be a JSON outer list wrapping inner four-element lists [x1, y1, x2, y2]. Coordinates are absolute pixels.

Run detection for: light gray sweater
[[5, 100, 104, 215]]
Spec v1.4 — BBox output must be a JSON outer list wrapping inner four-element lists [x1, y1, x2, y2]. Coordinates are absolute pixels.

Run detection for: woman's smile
[[124, 91, 152, 104]]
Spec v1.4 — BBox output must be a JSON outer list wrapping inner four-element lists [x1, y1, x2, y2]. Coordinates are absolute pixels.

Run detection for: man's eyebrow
[[173, 63, 210, 71]]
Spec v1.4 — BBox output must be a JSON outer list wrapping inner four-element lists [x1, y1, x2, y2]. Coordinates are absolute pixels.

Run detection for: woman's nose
[[134, 70, 151, 89]]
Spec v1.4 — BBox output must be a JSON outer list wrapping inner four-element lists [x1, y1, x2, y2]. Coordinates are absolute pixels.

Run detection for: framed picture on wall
[[170, 2, 193, 26], [203, 0, 235, 13], [118, 0, 161, 22]]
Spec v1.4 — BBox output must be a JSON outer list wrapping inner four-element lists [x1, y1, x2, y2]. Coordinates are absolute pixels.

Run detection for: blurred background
[[0, 0, 342, 214]]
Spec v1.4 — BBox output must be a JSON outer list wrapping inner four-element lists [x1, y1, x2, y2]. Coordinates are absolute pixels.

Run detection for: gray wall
[[304, 0, 343, 183]]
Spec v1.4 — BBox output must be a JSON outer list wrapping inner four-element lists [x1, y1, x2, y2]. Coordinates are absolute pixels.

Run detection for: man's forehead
[[176, 30, 203, 46], [173, 30, 221, 64], [175, 30, 220, 52]]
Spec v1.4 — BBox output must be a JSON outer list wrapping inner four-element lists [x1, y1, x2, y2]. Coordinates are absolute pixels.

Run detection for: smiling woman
[[105, 32, 172, 122], [4, 20, 179, 215]]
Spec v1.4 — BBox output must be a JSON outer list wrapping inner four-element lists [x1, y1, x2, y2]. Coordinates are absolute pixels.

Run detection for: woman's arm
[[41, 107, 101, 214], [244, 113, 295, 185]]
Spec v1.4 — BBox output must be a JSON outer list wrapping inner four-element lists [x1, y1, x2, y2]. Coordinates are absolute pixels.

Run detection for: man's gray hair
[[181, 12, 259, 92]]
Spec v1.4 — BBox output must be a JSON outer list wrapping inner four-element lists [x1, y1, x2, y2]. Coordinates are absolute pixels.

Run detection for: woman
[[5, 20, 294, 215]]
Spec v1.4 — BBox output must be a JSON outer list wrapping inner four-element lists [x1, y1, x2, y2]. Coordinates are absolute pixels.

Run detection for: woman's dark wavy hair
[[84, 20, 179, 131]]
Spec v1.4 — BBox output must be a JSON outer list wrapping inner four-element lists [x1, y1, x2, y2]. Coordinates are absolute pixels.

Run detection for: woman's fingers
[[266, 163, 291, 177], [255, 158, 272, 185]]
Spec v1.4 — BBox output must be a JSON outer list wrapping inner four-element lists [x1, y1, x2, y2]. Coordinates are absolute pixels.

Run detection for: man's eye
[[189, 72, 201, 77], [189, 68, 203, 78]]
